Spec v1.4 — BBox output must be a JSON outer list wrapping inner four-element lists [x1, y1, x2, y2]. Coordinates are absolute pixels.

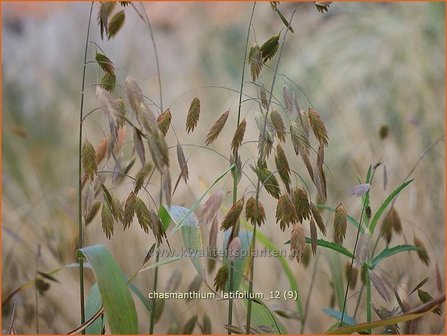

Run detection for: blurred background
[[2, 1, 445, 334]]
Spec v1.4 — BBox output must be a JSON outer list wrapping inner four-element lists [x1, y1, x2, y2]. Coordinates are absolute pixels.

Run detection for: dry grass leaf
[[108, 10, 125, 40], [260, 34, 280, 63], [231, 119, 247, 153], [270, 110, 286, 142], [333, 203, 347, 244], [186, 97, 200, 133], [82, 140, 98, 181], [220, 198, 244, 231], [148, 129, 169, 171], [133, 127, 145, 166], [157, 109, 172, 136], [414, 236, 430, 265], [292, 188, 311, 222], [245, 196, 266, 227], [290, 223, 306, 263], [249, 44, 263, 81], [308, 108, 328, 146], [124, 76, 147, 120], [274, 144, 291, 193], [200, 190, 224, 226], [214, 264, 228, 291], [123, 191, 136, 230], [310, 202, 326, 235], [205, 110, 229, 145], [176, 142, 189, 183], [101, 201, 114, 239], [276, 194, 297, 231]]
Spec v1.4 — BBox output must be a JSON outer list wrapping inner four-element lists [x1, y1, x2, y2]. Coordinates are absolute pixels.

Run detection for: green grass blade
[[322, 308, 357, 326], [78, 245, 138, 334], [139, 256, 183, 273], [245, 299, 288, 334], [328, 254, 345, 312], [223, 230, 252, 292], [85, 284, 104, 334], [244, 220, 303, 315], [317, 205, 364, 234], [284, 238, 354, 259], [369, 179, 413, 234], [371, 244, 422, 268], [166, 205, 205, 278]]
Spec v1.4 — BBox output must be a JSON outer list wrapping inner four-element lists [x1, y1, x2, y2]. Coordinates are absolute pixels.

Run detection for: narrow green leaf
[[284, 238, 354, 259], [139, 256, 183, 273], [223, 230, 252, 292], [246, 299, 288, 334], [369, 180, 413, 234], [371, 244, 422, 268], [85, 284, 104, 334], [322, 308, 357, 326], [166, 205, 204, 278], [158, 205, 171, 231], [78, 245, 138, 334]]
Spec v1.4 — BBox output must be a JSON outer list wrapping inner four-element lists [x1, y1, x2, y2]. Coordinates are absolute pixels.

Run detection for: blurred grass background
[[2, 2, 445, 333]]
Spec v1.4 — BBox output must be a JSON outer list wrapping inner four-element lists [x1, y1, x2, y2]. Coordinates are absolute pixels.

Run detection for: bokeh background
[[2, 1, 445, 334]]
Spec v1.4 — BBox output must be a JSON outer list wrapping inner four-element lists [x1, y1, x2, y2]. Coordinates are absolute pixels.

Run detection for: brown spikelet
[[82, 140, 97, 181], [200, 190, 223, 226], [148, 129, 169, 171], [275, 144, 291, 192], [308, 108, 328, 146], [249, 44, 263, 81], [245, 196, 266, 227], [231, 119, 247, 153], [292, 188, 311, 222], [134, 163, 152, 194], [135, 196, 152, 234], [123, 192, 136, 230], [157, 109, 172, 136], [149, 207, 167, 244], [252, 164, 281, 199], [101, 201, 114, 239], [133, 127, 145, 166], [220, 198, 244, 231], [162, 168, 172, 208], [333, 204, 347, 244], [143, 243, 156, 265], [260, 34, 280, 63], [315, 144, 327, 203], [205, 110, 229, 145], [345, 263, 358, 289], [414, 237, 430, 265], [214, 265, 228, 291], [310, 202, 326, 235], [360, 264, 368, 285], [290, 120, 314, 181], [97, 2, 115, 40], [270, 110, 286, 142], [84, 201, 101, 226], [417, 290, 442, 315], [290, 223, 306, 263], [186, 97, 200, 133], [176, 142, 189, 183], [111, 198, 124, 223], [230, 153, 242, 185], [108, 10, 125, 40], [302, 246, 311, 268], [125, 76, 144, 117], [276, 194, 297, 231], [96, 52, 115, 76], [95, 138, 108, 164], [260, 83, 268, 109], [309, 217, 318, 255]]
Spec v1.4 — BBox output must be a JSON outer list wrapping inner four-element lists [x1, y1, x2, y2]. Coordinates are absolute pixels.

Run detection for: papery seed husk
[[97, 2, 116, 39], [214, 264, 228, 291], [370, 270, 391, 301], [206, 110, 229, 145], [249, 44, 263, 81], [82, 140, 98, 181], [292, 188, 311, 222], [148, 129, 169, 171], [310, 202, 326, 236], [176, 142, 189, 183], [228, 237, 241, 262], [260, 83, 268, 109], [108, 10, 125, 40], [133, 127, 146, 166], [245, 196, 266, 227], [253, 164, 281, 199], [260, 34, 280, 63], [276, 194, 297, 231], [309, 218, 318, 255], [414, 237, 430, 265], [308, 107, 328, 146], [95, 52, 115, 76], [123, 192, 136, 230], [345, 262, 358, 289], [84, 201, 101, 226], [101, 201, 114, 239], [157, 109, 172, 136], [275, 144, 291, 193], [200, 191, 224, 227], [270, 110, 286, 142]]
